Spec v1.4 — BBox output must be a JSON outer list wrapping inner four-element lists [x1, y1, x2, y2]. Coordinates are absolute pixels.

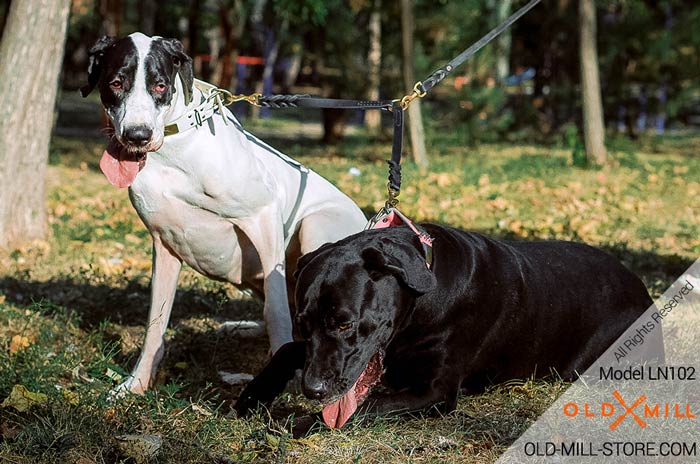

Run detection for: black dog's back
[[414, 224, 657, 385]]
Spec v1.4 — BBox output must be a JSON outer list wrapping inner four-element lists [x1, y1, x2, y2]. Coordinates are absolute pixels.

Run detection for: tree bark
[[495, 0, 513, 83], [187, 0, 202, 55], [400, 0, 428, 168], [0, 0, 71, 247], [212, 1, 245, 90], [99, 0, 121, 37], [259, 20, 288, 119], [364, 0, 382, 135], [579, 0, 607, 164], [138, 0, 157, 36]]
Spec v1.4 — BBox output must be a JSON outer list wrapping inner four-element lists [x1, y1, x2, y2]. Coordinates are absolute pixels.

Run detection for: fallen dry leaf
[[292, 433, 322, 450], [191, 404, 212, 417], [0, 420, 20, 440], [9, 335, 31, 354], [104, 407, 117, 420], [61, 389, 79, 406], [1, 385, 48, 412], [115, 434, 162, 464], [74, 457, 96, 464]]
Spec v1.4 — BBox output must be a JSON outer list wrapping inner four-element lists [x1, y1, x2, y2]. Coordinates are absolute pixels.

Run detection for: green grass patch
[[1, 125, 698, 462]]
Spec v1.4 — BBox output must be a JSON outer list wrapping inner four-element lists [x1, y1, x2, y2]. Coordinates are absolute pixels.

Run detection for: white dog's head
[[81, 32, 193, 154], [80, 33, 194, 187]]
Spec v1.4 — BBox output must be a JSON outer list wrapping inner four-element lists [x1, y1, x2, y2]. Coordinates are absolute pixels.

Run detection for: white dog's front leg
[[235, 207, 292, 353], [114, 238, 182, 396]]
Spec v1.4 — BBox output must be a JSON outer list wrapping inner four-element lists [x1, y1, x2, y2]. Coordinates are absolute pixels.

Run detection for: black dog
[[236, 224, 663, 428]]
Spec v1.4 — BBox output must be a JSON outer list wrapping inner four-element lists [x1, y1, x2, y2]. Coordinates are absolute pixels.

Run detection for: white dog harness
[[163, 78, 309, 244]]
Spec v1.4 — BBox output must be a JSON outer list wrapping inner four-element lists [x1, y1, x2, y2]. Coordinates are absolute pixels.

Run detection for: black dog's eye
[[109, 79, 122, 90], [338, 322, 353, 332]]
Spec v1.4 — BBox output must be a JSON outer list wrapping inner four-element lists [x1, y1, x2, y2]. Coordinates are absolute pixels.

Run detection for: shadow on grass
[[0, 276, 269, 401], [0, 276, 262, 329], [1, 230, 693, 330], [0, 230, 693, 403]]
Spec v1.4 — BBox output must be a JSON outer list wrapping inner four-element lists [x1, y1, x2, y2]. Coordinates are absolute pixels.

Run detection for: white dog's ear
[[160, 38, 194, 105], [361, 241, 436, 294], [80, 36, 116, 97]]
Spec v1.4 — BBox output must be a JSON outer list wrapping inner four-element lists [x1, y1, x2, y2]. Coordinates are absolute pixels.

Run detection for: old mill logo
[[563, 390, 696, 430]]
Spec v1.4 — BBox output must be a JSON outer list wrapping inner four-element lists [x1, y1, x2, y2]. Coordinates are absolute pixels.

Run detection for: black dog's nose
[[123, 125, 152, 146], [304, 380, 328, 400]]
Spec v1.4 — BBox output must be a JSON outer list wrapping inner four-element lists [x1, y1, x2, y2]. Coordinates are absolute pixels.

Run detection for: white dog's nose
[[123, 125, 152, 147]]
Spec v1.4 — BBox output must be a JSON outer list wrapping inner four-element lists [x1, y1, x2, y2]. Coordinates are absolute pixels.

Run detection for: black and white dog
[[236, 224, 664, 428], [81, 33, 366, 395]]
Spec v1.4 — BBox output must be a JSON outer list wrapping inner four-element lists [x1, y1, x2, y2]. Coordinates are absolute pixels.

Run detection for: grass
[[0, 121, 699, 463]]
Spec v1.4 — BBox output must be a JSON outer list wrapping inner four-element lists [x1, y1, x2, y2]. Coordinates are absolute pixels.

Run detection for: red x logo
[[609, 390, 647, 430]]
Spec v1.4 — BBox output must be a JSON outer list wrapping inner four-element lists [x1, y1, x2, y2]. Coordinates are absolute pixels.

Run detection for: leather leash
[[243, 0, 541, 206], [165, 0, 541, 265]]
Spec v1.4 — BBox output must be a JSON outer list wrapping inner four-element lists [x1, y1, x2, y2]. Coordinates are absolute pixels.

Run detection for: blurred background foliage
[[1, 0, 699, 144]]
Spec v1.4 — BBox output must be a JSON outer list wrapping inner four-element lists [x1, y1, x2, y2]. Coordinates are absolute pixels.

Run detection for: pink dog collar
[[367, 207, 434, 269]]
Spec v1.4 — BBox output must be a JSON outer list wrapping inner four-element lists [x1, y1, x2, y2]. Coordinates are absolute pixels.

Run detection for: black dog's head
[[81, 32, 193, 154], [294, 229, 436, 418]]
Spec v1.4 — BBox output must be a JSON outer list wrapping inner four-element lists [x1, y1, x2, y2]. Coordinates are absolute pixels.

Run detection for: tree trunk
[[138, 0, 157, 36], [364, 0, 382, 135], [495, 0, 513, 83], [213, 7, 235, 89], [282, 47, 302, 92], [400, 0, 428, 168], [187, 0, 202, 55], [99, 0, 121, 37], [0, 0, 71, 247], [579, 0, 607, 164], [213, 1, 245, 90]]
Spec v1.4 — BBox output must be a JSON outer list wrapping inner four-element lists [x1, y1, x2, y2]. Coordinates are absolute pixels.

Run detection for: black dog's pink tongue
[[321, 353, 383, 429], [322, 390, 358, 429], [100, 139, 143, 188]]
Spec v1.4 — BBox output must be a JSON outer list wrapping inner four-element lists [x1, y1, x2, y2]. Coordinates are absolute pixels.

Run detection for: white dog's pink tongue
[[100, 140, 142, 188]]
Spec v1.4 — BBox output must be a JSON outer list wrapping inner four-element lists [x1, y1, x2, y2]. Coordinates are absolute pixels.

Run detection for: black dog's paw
[[233, 390, 271, 417], [233, 341, 307, 417], [234, 374, 278, 416], [290, 413, 324, 438]]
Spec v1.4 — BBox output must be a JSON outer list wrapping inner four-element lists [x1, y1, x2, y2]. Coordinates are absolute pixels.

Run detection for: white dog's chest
[[128, 158, 265, 283]]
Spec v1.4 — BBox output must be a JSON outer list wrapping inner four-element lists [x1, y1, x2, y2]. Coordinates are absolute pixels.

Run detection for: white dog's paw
[[217, 320, 266, 338], [108, 376, 135, 401], [218, 371, 254, 386], [108, 376, 147, 400]]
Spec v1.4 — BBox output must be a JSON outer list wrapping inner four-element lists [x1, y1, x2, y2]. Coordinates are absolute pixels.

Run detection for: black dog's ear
[[80, 36, 116, 97], [160, 38, 194, 105], [293, 241, 335, 280], [361, 241, 436, 294]]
